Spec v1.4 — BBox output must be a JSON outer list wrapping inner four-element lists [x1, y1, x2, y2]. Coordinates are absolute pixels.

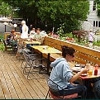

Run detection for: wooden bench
[[43, 36, 100, 66]]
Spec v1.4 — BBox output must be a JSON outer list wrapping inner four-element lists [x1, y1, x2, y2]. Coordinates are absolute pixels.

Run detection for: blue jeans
[[93, 80, 100, 98], [83, 77, 100, 98]]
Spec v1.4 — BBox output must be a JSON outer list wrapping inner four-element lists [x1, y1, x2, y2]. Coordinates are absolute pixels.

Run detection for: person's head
[[36, 28, 41, 34], [32, 28, 35, 31], [11, 29, 15, 34], [21, 20, 26, 25], [61, 46, 75, 62]]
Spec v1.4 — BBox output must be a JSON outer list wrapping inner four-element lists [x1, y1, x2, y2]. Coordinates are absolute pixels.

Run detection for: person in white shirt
[[40, 30, 48, 37], [21, 20, 29, 39], [33, 28, 48, 44], [29, 28, 36, 38]]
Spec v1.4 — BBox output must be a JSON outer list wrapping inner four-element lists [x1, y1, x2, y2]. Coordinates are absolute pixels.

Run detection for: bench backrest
[[44, 37, 62, 51], [4, 32, 21, 40], [44, 36, 100, 65], [4, 32, 11, 40]]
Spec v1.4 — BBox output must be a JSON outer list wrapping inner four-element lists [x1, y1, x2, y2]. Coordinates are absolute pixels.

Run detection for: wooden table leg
[[47, 53, 50, 75]]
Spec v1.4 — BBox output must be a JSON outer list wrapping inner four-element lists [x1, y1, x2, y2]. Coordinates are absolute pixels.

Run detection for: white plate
[[72, 67, 81, 72], [75, 64, 80, 67], [81, 73, 87, 77], [43, 46, 48, 49]]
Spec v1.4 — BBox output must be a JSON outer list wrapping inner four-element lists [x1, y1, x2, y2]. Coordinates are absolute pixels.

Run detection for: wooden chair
[[3, 40, 12, 51], [45, 79, 81, 99], [4, 32, 11, 40]]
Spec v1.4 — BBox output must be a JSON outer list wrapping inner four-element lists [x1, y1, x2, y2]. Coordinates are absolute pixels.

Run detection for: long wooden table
[[31, 45, 62, 74], [24, 40, 41, 45]]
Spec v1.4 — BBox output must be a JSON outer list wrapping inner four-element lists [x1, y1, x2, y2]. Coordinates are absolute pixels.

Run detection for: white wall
[[82, 0, 100, 31]]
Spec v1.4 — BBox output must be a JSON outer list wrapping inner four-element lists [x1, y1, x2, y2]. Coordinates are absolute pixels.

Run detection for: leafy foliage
[[3, 0, 89, 32], [93, 40, 100, 46], [37, 0, 89, 32], [95, 0, 100, 16], [0, 0, 12, 17], [0, 34, 4, 51], [57, 23, 65, 37]]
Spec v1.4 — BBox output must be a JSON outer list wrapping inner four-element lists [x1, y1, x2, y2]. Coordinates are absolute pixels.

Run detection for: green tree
[[0, 0, 12, 17], [3, 0, 89, 32], [95, 0, 100, 17], [3, 0, 38, 25], [36, 0, 89, 32]]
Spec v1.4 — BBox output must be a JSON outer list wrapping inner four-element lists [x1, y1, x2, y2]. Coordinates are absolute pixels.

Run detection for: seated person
[[29, 28, 36, 39], [6, 29, 15, 45], [40, 30, 47, 36], [33, 28, 48, 44], [6, 29, 17, 49], [48, 31, 59, 38], [48, 46, 88, 98]]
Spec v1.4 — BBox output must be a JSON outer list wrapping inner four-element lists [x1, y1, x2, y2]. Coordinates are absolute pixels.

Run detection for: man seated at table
[[6, 29, 17, 51], [33, 28, 48, 44], [48, 46, 88, 98]]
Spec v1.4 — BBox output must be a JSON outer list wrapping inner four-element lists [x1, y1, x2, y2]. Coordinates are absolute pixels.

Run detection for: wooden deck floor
[[0, 51, 49, 99]]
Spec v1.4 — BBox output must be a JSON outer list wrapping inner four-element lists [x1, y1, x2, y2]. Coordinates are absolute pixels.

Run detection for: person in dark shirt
[[6, 29, 15, 45], [6, 29, 17, 51]]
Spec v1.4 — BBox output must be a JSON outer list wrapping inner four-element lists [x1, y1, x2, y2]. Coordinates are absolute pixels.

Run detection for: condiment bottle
[[94, 64, 98, 75]]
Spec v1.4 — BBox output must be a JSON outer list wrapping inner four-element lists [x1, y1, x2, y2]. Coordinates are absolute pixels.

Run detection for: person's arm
[[69, 68, 88, 83]]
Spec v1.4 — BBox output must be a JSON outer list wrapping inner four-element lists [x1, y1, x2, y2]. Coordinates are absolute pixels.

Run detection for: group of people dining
[[20, 20, 48, 44], [5, 20, 48, 51], [5, 20, 48, 59], [5, 20, 100, 99]]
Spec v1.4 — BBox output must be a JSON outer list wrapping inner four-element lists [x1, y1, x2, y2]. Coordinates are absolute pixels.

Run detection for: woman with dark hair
[[48, 46, 88, 98]]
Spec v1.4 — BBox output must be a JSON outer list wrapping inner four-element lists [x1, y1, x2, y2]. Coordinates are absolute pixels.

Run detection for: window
[[93, 21, 100, 27], [93, 21, 95, 27], [96, 21, 98, 27], [99, 21, 100, 27], [93, 1, 96, 11]]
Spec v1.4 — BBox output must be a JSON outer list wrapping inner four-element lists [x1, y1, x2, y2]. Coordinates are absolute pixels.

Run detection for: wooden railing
[[43, 36, 100, 66]]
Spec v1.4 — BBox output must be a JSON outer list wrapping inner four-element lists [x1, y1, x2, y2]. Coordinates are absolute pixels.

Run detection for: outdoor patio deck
[[0, 51, 49, 99]]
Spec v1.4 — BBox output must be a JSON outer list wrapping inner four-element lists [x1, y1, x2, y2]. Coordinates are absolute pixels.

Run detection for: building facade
[[82, 0, 100, 31]]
